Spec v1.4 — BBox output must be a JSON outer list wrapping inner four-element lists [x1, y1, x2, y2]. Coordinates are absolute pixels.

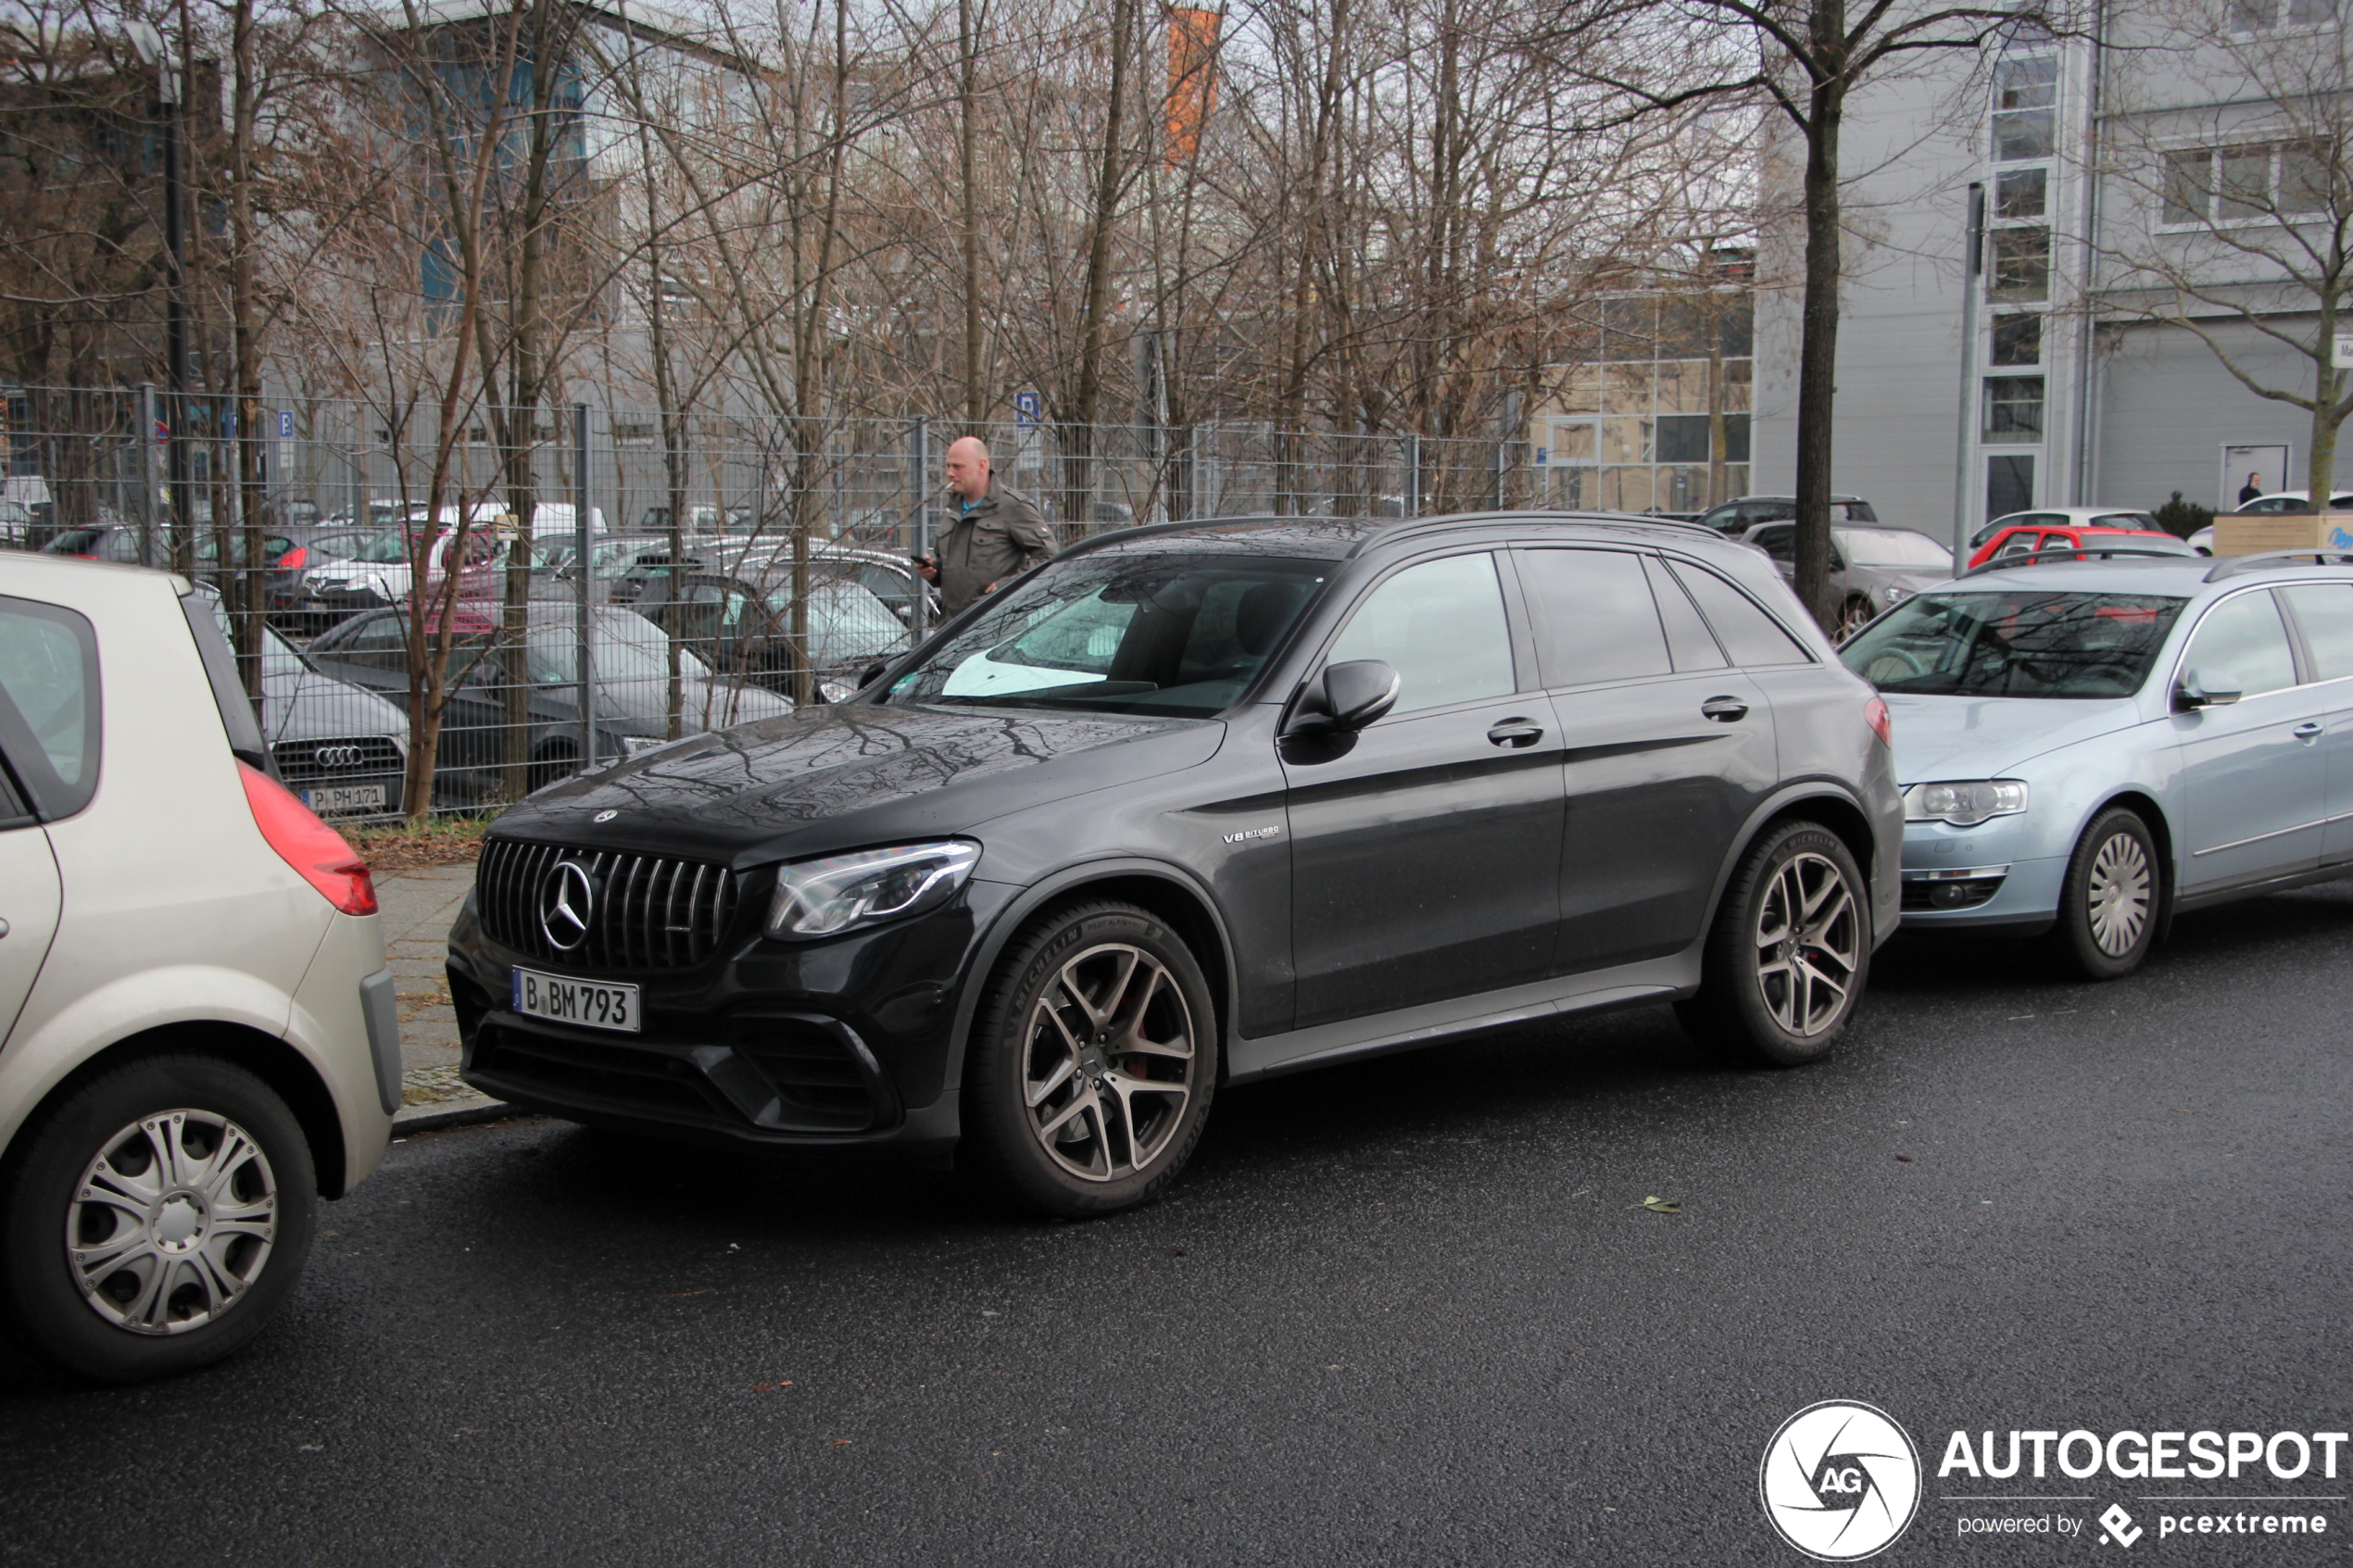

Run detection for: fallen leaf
[[1894, 1155, 1913, 1163], [1625, 1195, 1681, 1213], [656, 1287, 714, 1299], [827, 1439, 852, 1447]]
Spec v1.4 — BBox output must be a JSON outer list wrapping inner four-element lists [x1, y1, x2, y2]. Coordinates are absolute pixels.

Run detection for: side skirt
[[1227, 953, 1700, 1085]]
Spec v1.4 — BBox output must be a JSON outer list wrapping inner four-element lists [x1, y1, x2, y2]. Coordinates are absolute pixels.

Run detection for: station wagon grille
[[477, 837, 739, 970], [273, 735, 404, 783]]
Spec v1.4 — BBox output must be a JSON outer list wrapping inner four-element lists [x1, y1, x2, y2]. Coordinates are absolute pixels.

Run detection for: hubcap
[[66, 1110, 279, 1336], [1753, 852, 1861, 1037], [2087, 831, 2152, 956], [1021, 943, 1197, 1183]]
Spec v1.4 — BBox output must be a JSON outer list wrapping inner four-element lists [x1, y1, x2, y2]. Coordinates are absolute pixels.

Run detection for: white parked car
[[0, 554, 396, 1381]]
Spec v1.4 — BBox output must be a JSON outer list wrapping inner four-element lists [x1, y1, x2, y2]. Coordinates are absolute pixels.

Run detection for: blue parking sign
[[1015, 391, 1041, 430], [278, 409, 294, 439]]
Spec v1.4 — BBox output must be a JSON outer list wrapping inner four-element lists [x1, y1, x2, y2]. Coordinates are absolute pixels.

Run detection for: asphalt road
[[6, 886, 2351, 1566]]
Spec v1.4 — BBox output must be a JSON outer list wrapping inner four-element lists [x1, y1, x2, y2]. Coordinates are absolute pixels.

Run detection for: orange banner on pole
[[1164, 6, 1220, 166]]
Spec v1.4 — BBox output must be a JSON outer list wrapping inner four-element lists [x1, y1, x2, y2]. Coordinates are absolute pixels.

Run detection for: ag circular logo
[[1759, 1400, 1921, 1561]]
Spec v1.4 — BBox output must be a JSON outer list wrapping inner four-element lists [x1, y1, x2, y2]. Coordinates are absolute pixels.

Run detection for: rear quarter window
[[0, 595, 103, 819], [1665, 561, 1814, 667]]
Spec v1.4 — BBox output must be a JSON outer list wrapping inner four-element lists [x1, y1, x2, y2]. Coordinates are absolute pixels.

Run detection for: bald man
[[915, 435, 1055, 616]]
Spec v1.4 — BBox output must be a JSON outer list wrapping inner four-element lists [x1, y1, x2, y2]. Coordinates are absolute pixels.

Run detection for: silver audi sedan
[[1840, 550, 2353, 976]]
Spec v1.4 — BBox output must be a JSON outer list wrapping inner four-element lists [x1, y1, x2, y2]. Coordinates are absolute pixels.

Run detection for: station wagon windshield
[[1842, 590, 2186, 699], [884, 553, 1330, 717]]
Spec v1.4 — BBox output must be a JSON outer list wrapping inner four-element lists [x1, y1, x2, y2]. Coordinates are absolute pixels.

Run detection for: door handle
[[1487, 719, 1545, 748], [0, 917, 8, 938], [1701, 696, 1750, 722], [2295, 721, 2324, 740]]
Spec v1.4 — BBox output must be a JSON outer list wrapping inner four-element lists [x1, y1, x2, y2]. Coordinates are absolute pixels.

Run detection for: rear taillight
[[1865, 696, 1893, 747], [276, 546, 307, 570], [238, 761, 378, 915]]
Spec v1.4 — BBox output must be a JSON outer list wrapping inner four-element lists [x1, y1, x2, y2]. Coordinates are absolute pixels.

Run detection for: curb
[[392, 1092, 523, 1135]]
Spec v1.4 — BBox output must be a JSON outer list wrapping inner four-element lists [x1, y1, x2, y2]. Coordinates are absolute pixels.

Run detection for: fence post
[[909, 415, 930, 642], [136, 383, 158, 566], [1403, 434, 1421, 518], [574, 403, 595, 775]]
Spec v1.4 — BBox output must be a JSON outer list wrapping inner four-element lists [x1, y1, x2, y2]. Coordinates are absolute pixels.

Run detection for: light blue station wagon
[[1840, 550, 2353, 977]]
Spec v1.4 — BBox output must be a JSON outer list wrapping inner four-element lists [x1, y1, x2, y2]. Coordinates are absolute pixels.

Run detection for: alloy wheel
[[2086, 831, 2152, 956], [66, 1110, 280, 1335], [1021, 942, 1198, 1183], [1753, 851, 1860, 1037]]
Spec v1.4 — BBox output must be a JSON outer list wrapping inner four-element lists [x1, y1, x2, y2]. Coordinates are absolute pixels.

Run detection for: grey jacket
[[934, 483, 1054, 614]]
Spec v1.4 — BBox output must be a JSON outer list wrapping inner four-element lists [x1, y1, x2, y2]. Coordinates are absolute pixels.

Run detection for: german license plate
[[510, 967, 640, 1033], [303, 784, 387, 813]]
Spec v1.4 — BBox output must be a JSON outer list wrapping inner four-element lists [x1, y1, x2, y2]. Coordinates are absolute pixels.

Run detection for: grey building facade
[[1751, 4, 2343, 550]]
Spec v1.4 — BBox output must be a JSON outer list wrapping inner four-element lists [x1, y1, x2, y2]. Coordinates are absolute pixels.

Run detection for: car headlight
[[766, 840, 981, 939], [1881, 585, 1913, 605], [817, 677, 859, 703], [619, 735, 670, 758], [1905, 780, 2029, 827]]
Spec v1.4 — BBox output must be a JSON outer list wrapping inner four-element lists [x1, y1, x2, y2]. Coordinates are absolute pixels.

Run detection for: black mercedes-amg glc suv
[[448, 512, 1902, 1214]]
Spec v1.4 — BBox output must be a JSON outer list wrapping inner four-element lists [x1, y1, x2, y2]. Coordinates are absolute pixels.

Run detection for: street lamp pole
[[156, 35, 190, 569]]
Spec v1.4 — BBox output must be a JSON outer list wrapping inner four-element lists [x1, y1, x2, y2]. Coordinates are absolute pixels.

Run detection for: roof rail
[[2202, 549, 2353, 583], [1957, 545, 2195, 580]]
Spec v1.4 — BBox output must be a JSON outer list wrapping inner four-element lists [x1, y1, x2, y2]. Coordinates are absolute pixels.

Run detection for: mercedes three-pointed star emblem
[[539, 860, 596, 950]]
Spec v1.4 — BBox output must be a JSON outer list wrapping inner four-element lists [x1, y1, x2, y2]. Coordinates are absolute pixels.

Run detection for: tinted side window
[[2185, 591, 2297, 696], [0, 594, 103, 819], [1514, 548, 1671, 688], [1665, 562, 1813, 667], [2282, 583, 2353, 681], [1643, 557, 1728, 671], [1327, 553, 1516, 714], [1751, 524, 1795, 565]]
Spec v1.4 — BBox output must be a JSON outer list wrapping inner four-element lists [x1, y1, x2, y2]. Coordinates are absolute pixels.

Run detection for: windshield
[[1842, 591, 2186, 699], [881, 552, 1330, 717], [1839, 529, 1953, 570]]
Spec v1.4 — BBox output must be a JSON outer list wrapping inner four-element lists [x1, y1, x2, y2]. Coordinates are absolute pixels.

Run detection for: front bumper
[[1897, 816, 2066, 933], [446, 877, 1016, 1157]]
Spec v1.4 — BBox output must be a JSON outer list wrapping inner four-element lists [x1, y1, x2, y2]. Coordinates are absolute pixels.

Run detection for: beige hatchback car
[[0, 554, 396, 1381]]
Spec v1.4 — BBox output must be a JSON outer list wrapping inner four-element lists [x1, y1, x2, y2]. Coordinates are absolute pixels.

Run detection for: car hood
[[1881, 692, 2142, 782], [494, 701, 1225, 867], [260, 663, 410, 746]]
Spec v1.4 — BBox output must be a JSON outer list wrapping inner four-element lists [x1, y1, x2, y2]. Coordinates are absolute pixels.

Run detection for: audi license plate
[[303, 784, 386, 814], [511, 967, 640, 1034]]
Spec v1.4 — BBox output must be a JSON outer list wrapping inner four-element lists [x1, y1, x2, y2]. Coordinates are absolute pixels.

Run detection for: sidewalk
[[375, 864, 516, 1132]]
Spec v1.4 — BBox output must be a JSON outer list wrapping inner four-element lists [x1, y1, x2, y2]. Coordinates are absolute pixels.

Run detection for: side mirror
[[2178, 667, 2244, 710], [857, 660, 889, 692], [1287, 659, 1402, 735]]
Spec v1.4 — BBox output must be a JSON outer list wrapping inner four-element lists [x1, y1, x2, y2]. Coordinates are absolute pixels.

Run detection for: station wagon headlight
[[1905, 780, 2029, 827], [1881, 585, 1913, 606], [766, 840, 981, 938]]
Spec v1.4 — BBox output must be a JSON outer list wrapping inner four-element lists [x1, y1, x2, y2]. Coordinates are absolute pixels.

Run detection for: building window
[[1993, 56, 2057, 162], [1995, 167, 2047, 219], [1992, 315, 2043, 366], [1983, 376, 2046, 442], [1987, 454, 2035, 520], [1990, 227, 2052, 300], [2164, 142, 2338, 224], [2230, 0, 2334, 30]]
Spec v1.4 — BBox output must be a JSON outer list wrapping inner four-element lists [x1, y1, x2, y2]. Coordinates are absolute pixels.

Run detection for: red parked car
[[1964, 521, 2196, 571]]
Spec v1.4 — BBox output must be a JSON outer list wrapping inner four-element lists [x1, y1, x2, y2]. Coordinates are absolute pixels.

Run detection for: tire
[[1676, 821, 1871, 1067], [527, 742, 578, 794], [2054, 807, 2159, 980], [959, 901, 1218, 1218], [0, 1055, 317, 1384]]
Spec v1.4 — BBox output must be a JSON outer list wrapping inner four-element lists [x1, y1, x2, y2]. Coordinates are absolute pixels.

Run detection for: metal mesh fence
[[0, 386, 1540, 820]]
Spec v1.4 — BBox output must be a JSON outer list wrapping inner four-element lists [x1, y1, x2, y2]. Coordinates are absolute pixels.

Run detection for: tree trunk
[[1792, 59, 1846, 633], [959, 0, 985, 431], [1062, 0, 1136, 534]]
